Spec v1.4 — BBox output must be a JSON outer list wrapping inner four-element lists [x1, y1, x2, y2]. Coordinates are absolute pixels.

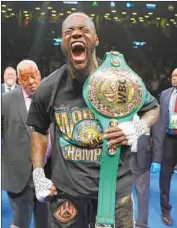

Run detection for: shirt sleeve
[[138, 90, 159, 115], [27, 85, 52, 135]]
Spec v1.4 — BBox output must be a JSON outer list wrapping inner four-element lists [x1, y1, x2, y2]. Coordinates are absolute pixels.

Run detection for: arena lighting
[[92, 1, 99, 7], [133, 41, 146, 47], [63, 1, 78, 4], [146, 4, 156, 10], [110, 2, 116, 8], [126, 2, 135, 8], [53, 38, 62, 46]]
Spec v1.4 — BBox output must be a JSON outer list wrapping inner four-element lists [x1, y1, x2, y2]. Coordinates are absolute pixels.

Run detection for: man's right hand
[[33, 168, 57, 202]]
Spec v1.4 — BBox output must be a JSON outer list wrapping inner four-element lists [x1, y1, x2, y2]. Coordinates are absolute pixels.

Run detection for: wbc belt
[[83, 51, 147, 228]]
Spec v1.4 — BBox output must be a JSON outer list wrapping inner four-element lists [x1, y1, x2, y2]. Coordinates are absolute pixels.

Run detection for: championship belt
[[83, 51, 147, 228]]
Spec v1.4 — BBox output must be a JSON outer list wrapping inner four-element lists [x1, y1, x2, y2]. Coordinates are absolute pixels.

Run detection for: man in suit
[[130, 116, 162, 228], [152, 68, 177, 226], [2, 60, 50, 228], [1, 67, 19, 94]]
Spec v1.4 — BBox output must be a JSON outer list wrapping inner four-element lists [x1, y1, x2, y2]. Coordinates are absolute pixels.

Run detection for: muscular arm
[[140, 106, 160, 128], [31, 129, 48, 169]]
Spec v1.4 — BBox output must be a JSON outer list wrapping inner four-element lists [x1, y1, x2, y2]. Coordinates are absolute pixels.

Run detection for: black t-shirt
[[27, 64, 158, 199]]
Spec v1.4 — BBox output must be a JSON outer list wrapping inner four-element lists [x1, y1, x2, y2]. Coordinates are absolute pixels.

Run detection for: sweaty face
[[4, 68, 17, 87], [61, 15, 99, 70], [171, 69, 177, 87], [18, 66, 41, 96]]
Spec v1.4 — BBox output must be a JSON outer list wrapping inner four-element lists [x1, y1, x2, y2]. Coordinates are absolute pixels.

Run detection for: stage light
[[126, 2, 135, 8], [92, 1, 99, 7], [53, 38, 62, 46], [110, 2, 115, 8], [168, 5, 174, 11], [146, 4, 156, 10], [63, 1, 78, 4]]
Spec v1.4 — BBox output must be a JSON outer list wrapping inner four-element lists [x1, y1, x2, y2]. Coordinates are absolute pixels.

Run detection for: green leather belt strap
[[83, 51, 147, 228]]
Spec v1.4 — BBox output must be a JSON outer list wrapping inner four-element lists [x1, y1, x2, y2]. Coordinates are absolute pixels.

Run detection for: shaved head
[[62, 12, 96, 33]]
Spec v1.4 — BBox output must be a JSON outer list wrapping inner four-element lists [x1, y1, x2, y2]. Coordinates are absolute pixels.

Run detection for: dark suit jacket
[[1, 83, 19, 94], [151, 87, 173, 158], [2, 87, 32, 193]]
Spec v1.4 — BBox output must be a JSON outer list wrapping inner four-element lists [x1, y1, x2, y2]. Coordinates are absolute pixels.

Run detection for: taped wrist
[[33, 168, 52, 193], [133, 119, 149, 138]]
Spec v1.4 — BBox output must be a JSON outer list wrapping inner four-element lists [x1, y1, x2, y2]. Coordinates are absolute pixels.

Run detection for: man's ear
[[17, 77, 21, 85], [95, 35, 99, 47]]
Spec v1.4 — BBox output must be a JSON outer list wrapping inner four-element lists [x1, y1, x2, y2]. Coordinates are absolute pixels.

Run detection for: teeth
[[72, 42, 85, 49]]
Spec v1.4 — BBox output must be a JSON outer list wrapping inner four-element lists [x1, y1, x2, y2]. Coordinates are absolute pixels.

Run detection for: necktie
[[7, 87, 11, 91]]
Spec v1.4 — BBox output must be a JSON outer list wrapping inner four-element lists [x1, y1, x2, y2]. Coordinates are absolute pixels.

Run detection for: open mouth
[[71, 42, 87, 64]]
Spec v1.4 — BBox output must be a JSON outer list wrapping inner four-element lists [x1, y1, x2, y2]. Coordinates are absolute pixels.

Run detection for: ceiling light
[[105, 13, 110, 16], [63, 1, 78, 4], [157, 17, 161, 20], [23, 11, 28, 13], [114, 17, 118, 19], [2, 5, 6, 7], [122, 12, 127, 15], [71, 8, 76, 11], [7, 8, 12, 11], [91, 14, 95, 17], [130, 18, 135, 21], [5, 15, 9, 18], [139, 17, 143, 20], [173, 22, 176, 24], [166, 23, 169, 26], [67, 11, 71, 14], [11, 13, 15, 16], [139, 19, 144, 22], [52, 10, 57, 13], [111, 10, 116, 13], [132, 12, 137, 15], [52, 14, 56, 17], [48, 7, 52, 10], [170, 19, 175, 22], [35, 7, 40, 10], [59, 13, 64, 16], [148, 12, 153, 15], [41, 13, 45, 15], [2, 10, 6, 13], [175, 14, 177, 17], [144, 15, 149, 18]]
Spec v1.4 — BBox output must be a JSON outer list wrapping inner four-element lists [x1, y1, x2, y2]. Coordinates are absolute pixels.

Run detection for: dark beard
[[61, 45, 97, 84]]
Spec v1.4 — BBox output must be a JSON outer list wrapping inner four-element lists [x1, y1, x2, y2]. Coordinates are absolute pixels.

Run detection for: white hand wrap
[[118, 119, 149, 152], [33, 168, 53, 202]]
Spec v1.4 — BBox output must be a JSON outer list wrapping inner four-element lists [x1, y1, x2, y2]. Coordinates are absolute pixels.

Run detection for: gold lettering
[[72, 110, 83, 124], [82, 109, 95, 120], [74, 149, 82, 160]]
